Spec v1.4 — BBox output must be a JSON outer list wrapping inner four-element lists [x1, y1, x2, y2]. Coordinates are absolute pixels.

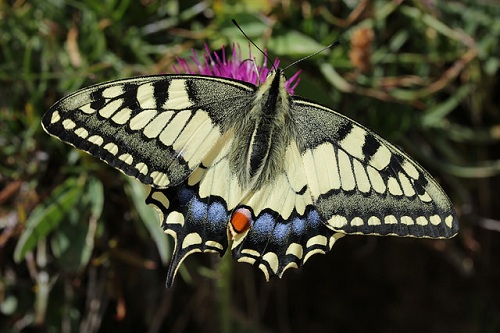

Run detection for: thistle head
[[173, 43, 301, 94]]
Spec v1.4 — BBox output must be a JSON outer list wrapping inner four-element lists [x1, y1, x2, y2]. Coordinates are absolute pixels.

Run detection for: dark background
[[1, 1, 499, 332]]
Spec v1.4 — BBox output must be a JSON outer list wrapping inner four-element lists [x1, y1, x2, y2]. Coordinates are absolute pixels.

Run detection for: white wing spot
[[111, 108, 132, 125], [159, 112, 192, 146], [238, 257, 257, 265], [74, 127, 88, 139], [329, 233, 344, 248], [416, 216, 428, 226], [328, 215, 348, 228], [353, 160, 370, 193], [339, 126, 367, 161], [367, 216, 381, 226], [351, 217, 364, 226], [182, 232, 202, 249], [130, 110, 158, 131], [88, 135, 104, 146], [50, 111, 61, 123], [399, 172, 416, 197], [367, 167, 386, 194], [445, 215, 454, 228], [62, 119, 76, 130], [306, 235, 328, 248], [384, 215, 398, 224], [143, 111, 174, 138], [430, 215, 441, 225], [103, 142, 119, 155], [387, 176, 403, 196], [241, 249, 261, 257], [304, 249, 326, 263], [285, 243, 304, 259], [338, 149, 355, 191], [98, 99, 122, 118], [258, 264, 271, 281], [262, 252, 279, 275], [401, 216, 414, 225], [118, 153, 133, 165], [205, 240, 224, 250], [148, 190, 169, 222], [101, 85, 124, 98], [281, 263, 299, 276], [165, 211, 184, 226], [163, 80, 193, 109], [135, 162, 148, 175], [371, 144, 392, 170], [419, 191, 432, 203], [137, 83, 157, 110], [80, 104, 95, 114], [402, 160, 420, 180], [151, 171, 170, 187]]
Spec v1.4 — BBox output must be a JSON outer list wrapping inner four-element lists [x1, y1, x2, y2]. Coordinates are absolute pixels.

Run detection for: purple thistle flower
[[173, 43, 301, 95]]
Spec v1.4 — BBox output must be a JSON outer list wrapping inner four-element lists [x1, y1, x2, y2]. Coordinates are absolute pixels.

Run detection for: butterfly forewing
[[292, 98, 457, 238], [42, 75, 255, 188]]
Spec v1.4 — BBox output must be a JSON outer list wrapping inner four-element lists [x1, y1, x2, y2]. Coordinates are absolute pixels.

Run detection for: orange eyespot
[[230, 208, 252, 234]]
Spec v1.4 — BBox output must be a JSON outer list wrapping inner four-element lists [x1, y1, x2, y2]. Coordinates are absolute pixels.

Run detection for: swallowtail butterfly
[[42, 46, 458, 287]]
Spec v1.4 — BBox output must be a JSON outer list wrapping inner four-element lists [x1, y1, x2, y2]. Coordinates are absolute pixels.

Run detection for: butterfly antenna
[[232, 19, 277, 71], [283, 40, 342, 72]]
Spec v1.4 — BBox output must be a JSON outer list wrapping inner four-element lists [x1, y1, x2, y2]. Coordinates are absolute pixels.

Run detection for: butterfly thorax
[[229, 70, 295, 190]]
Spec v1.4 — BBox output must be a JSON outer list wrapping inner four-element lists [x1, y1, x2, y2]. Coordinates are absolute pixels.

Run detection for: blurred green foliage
[[1, 0, 499, 332]]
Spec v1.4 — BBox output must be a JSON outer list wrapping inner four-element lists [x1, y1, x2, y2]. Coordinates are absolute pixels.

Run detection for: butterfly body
[[227, 70, 293, 190], [42, 67, 458, 287]]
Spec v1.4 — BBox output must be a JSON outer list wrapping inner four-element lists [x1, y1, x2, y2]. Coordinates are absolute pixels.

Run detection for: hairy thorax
[[229, 71, 295, 190]]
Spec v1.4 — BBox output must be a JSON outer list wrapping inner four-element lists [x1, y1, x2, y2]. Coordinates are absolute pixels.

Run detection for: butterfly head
[[261, 69, 287, 91]]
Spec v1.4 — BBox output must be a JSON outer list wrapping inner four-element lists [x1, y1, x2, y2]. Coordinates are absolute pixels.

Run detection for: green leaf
[[319, 63, 353, 93], [87, 176, 104, 218], [50, 209, 90, 272], [421, 84, 471, 128], [14, 177, 83, 262], [50, 177, 103, 273], [126, 178, 170, 264], [269, 30, 325, 56]]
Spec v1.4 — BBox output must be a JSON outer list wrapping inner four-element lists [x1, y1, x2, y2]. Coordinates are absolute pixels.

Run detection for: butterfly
[[42, 48, 458, 287]]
